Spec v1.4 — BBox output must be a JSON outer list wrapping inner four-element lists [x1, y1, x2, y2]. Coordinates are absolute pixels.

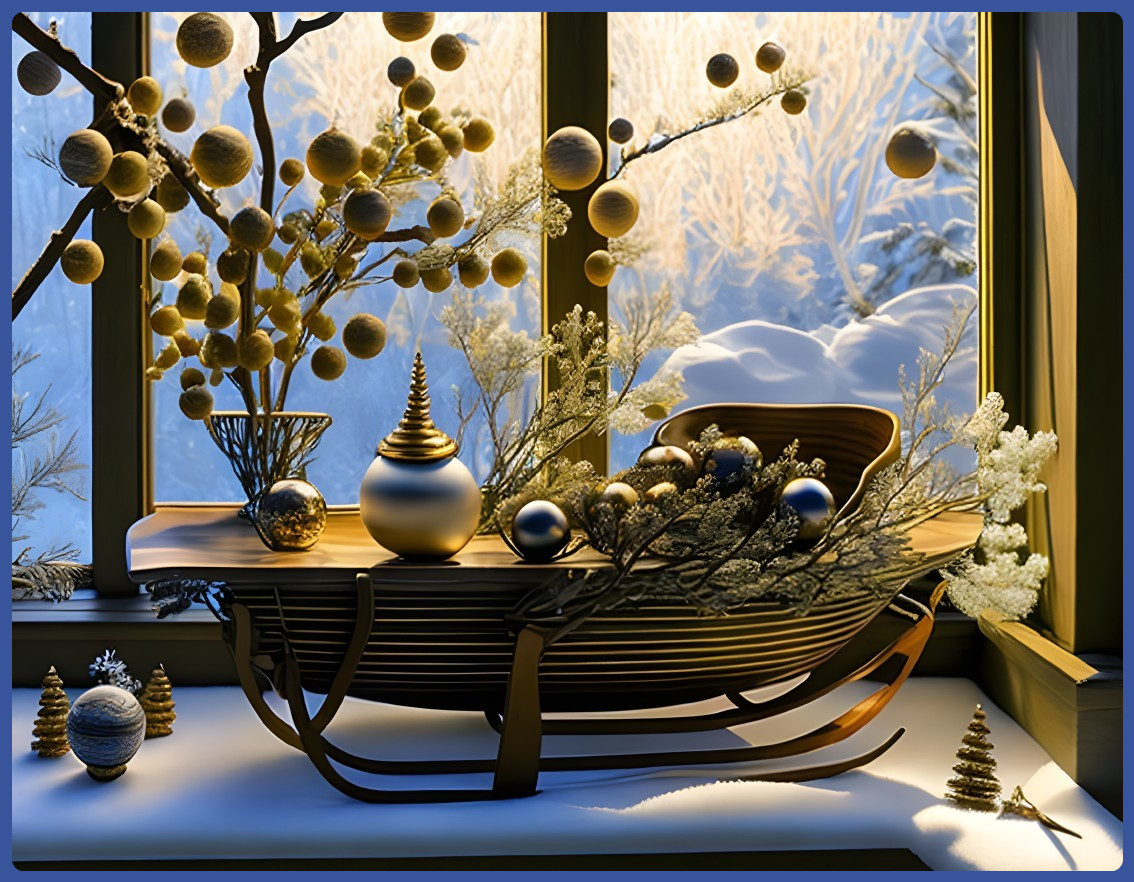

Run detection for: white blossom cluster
[[944, 522, 1051, 619]]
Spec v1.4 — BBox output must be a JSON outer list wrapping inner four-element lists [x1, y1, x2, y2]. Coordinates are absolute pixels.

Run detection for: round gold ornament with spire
[[359, 352, 480, 560]]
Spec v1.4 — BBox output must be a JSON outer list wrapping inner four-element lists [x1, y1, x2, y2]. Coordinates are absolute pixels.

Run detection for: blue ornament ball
[[780, 477, 836, 540], [511, 500, 570, 562], [701, 447, 753, 492], [66, 685, 146, 781]]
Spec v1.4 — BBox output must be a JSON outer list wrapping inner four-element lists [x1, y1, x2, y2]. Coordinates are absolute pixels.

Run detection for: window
[[11, 12, 93, 593]]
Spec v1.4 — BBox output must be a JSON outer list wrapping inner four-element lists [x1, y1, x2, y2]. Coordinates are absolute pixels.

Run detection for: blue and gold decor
[[510, 500, 571, 562], [359, 352, 480, 561], [780, 476, 836, 540], [252, 478, 327, 551]]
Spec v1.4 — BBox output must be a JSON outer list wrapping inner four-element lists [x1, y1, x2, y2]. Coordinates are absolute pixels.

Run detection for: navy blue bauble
[[66, 685, 145, 781], [780, 477, 836, 539], [511, 500, 570, 562], [701, 448, 753, 492]]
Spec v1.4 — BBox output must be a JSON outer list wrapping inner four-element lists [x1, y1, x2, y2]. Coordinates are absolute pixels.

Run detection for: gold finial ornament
[[378, 353, 459, 462]]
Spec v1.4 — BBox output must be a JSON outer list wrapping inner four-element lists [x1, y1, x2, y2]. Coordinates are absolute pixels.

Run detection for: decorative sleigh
[[127, 404, 983, 802]]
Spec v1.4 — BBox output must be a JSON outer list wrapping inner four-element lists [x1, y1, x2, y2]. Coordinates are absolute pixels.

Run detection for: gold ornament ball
[[254, 479, 328, 551], [178, 384, 214, 420], [103, 151, 150, 199], [780, 476, 836, 540], [781, 89, 807, 115], [462, 117, 495, 152], [17, 51, 61, 96], [343, 188, 393, 239], [414, 135, 448, 171], [345, 171, 372, 191], [431, 33, 466, 71], [491, 248, 527, 287], [419, 106, 443, 132], [598, 481, 639, 509], [542, 126, 603, 191], [306, 127, 362, 186], [637, 444, 696, 478], [608, 117, 634, 144], [334, 253, 358, 280], [587, 180, 639, 238], [229, 206, 275, 252], [175, 274, 212, 320], [191, 125, 253, 189], [361, 145, 388, 177], [173, 330, 201, 358], [392, 259, 420, 288], [155, 174, 190, 213], [279, 157, 305, 187], [216, 248, 248, 284], [308, 311, 336, 341], [179, 367, 205, 390], [342, 313, 387, 359], [150, 305, 184, 336], [182, 250, 208, 275], [511, 500, 571, 563], [402, 76, 436, 111], [427, 197, 464, 238], [127, 199, 166, 240], [201, 332, 237, 369], [150, 240, 183, 281], [886, 127, 937, 179], [644, 481, 678, 502], [161, 97, 196, 133], [311, 345, 347, 380], [60, 240, 104, 285], [268, 297, 301, 333], [127, 76, 162, 116], [756, 41, 786, 73], [274, 335, 298, 363], [382, 11, 436, 42], [58, 129, 113, 187], [438, 125, 464, 158], [421, 266, 453, 293], [584, 249, 616, 286], [387, 56, 416, 87], [458, 253, 490, 288], [176, 12, 234, 68], [236, 330, 274, 371], [706, 53, 740, 88]]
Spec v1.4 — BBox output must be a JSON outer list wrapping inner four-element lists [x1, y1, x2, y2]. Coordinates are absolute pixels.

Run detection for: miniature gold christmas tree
[[139, 665, 176, 738], [945, 703, 1001, 811], [30, 666, 70, 757]]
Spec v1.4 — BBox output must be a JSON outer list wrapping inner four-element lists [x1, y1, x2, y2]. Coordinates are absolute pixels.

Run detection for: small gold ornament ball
[[342, 313, 387, 359], [17, 51, 61, 95], [216, 247, 249, 284], [237, 329, 274, 371], [175, 274, 212, 320], [414, 135, 448, 171], [176, 12, 234, 68], [403, 76, 436, 111], [155, 173, 190, 213], [462, 117, 495, 152], [382, 11, 436, 42], [511, 500, 571, 562], [706, 53, 740, 88], [127, 199, 166, 240], [393, 259, 420, 288], [421, 266, 453, 293], [255, 479, 328, 551], [103, 151, 151, 199], [179, 367, 205, 390], [150, 305, 183, 337], [542, 126, 603, 191], [201, 332, 238, 369], [885, 127, 937, 179], [587, 180, 639, 238], [311, 345, 347, 380], [596, 481, 640, 510], [161, 97, 196, 133], [439, 125, 464, 158], [427, 197, 464, 238], [127, 76, 162, 117], [58, 129, 113, 187], [781, 89, 807, 115], [637, 444, 697, 479], [191, 125, 254, 189], [780, 476, 836, 540], [178, 384, 214, 420], [584, 249, 616, 286], [388, 56, 416, 87], [182, 250, 208, 275], [458, 253, 490, 288], [491, 248, 528, 287], [150, 240, 183, 281], [419, 106, 443, 132], [60, 240, 104, 285], [644, 481, 678, 502], [343, 188, 393, 239], [306, 127, 362, 186], [756, 41, 786, 73], [608, 117, 634, 144], [361, 144, 388, 177], [279, 157, 305, 187], [431, 33, 466, 71]]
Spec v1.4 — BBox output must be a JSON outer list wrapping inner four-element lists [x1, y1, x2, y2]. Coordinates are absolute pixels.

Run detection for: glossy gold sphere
[[254, 479, 327, 551]]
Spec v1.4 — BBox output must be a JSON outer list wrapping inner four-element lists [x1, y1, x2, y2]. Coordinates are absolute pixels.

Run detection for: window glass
[[149, 12, 541, 501], [11, 12, 94, 571], [607, 12, 978, 468]]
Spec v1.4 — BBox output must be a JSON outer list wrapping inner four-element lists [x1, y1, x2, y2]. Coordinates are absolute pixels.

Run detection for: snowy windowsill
[[11, 678, 1121, 870]]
